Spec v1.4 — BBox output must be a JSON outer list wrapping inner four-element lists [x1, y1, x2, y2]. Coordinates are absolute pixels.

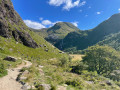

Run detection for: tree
[[83, 45, 120, 75]]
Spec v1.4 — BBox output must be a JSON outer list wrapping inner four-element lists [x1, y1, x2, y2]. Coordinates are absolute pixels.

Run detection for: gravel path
[[0, 60, 32, 90]]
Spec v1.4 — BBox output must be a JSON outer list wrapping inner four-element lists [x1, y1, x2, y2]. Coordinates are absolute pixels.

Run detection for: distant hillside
[[56, 13, 120, 52], [32, 22, 80, 44], [98, 32, 120, 51]]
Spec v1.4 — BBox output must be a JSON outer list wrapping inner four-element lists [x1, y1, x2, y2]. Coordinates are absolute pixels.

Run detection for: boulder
[[3, 56, 17, 62], [38, 84, 51, 90], [45, 49, 49, 52], [38, 65, 44, 68], [105, 80, 112, 86], [20, 76, 27, 80], [22, 70, 29, 76], [21, 83, 31, 90]]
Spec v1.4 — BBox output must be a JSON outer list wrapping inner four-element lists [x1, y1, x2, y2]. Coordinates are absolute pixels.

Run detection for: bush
[[0, 63, 7, 77], [59, 57, 68, 67], [71, 62, 88, 74], [50, 85, 56, 90], [65, 79, 83, 89]]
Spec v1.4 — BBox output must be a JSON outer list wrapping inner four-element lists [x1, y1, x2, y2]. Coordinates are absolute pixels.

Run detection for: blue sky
[[11, 0, 120, 30]]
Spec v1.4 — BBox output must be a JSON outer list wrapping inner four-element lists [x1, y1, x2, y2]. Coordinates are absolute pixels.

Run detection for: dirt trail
[[0, 60, 32, 90], [57, 86, 66, 90]]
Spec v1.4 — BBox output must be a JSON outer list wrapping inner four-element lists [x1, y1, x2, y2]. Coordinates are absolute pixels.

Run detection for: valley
[[0, 0, 120, 90]]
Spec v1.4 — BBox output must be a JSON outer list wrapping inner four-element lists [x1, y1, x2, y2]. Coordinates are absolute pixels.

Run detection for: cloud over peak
[[24, 19, 62, 29], [72, 22, 78, 27], [48, 0, 86, 11], [24, 20, 46, 29]]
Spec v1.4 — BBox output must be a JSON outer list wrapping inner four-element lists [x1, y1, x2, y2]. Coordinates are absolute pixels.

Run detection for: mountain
[[32, 22, 80, 44], [55, 13, 120, 52], [0, 0, 67, 60]]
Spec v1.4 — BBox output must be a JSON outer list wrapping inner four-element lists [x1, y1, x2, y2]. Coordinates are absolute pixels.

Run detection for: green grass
[[0, 35, 68, 61], [18, 57, 120, 90], [0, 63, 7, 77]]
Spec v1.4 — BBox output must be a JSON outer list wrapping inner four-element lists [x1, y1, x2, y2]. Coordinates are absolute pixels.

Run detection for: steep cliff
[[0, 0, 38, 48]]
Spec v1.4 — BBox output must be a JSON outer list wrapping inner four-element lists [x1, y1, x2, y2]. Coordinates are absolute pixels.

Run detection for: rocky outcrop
[[12, 30, 38, 48], [0, 0, 38, 48], [3, 56, 17, 62]]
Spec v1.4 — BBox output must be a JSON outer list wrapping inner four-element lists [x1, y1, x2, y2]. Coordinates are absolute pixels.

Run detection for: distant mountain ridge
[[56, 13, 120, 52], [32, 13, 120, 53], [32, 22, 80, 44]]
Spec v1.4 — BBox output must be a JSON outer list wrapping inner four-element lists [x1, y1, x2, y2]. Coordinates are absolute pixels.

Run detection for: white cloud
[[72, 22, 78, 27], [24, 20, 46, 29], [24, 19, 78, 29], [41, 20, 62, 27], [42, 20, 53, 25], [79, 1, 86, 6], [96, 12, 101, 15], [118, 8, 120, 12], [48, 0, 86, 11]]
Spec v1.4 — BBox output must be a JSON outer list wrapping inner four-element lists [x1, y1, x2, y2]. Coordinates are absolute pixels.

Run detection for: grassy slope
[[0, 35, 67, 60]]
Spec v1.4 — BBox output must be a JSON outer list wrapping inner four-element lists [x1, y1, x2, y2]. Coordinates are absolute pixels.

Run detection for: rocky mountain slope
[[0, 0, 38, 48]]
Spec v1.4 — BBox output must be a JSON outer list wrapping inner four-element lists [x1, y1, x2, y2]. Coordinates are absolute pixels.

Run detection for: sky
[[11, 0, 120, 30]]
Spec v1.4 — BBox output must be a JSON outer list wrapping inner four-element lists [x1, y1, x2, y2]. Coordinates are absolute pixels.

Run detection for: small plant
[[38, 86, 45, 90], [59, 57, 68, 67], [0, 63, 7, 77], [65, 79, 83, 89], [50, 85, 56, 90]]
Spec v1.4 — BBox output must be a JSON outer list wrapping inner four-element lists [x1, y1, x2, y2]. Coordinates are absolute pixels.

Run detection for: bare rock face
[[12, 30, 38, 48], [0, 0, 38, 48]]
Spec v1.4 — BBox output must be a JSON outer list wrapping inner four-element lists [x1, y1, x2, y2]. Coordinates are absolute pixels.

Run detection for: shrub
[[59, 57, 68, 67], [50, 85, 56, 90], [71, 62, 88, 74], [65, 79, 83, 89], [0, 63, 7, 77]]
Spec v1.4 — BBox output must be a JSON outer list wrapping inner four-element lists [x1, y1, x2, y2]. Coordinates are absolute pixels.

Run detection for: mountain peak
[[32, 22, 80, 45]]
